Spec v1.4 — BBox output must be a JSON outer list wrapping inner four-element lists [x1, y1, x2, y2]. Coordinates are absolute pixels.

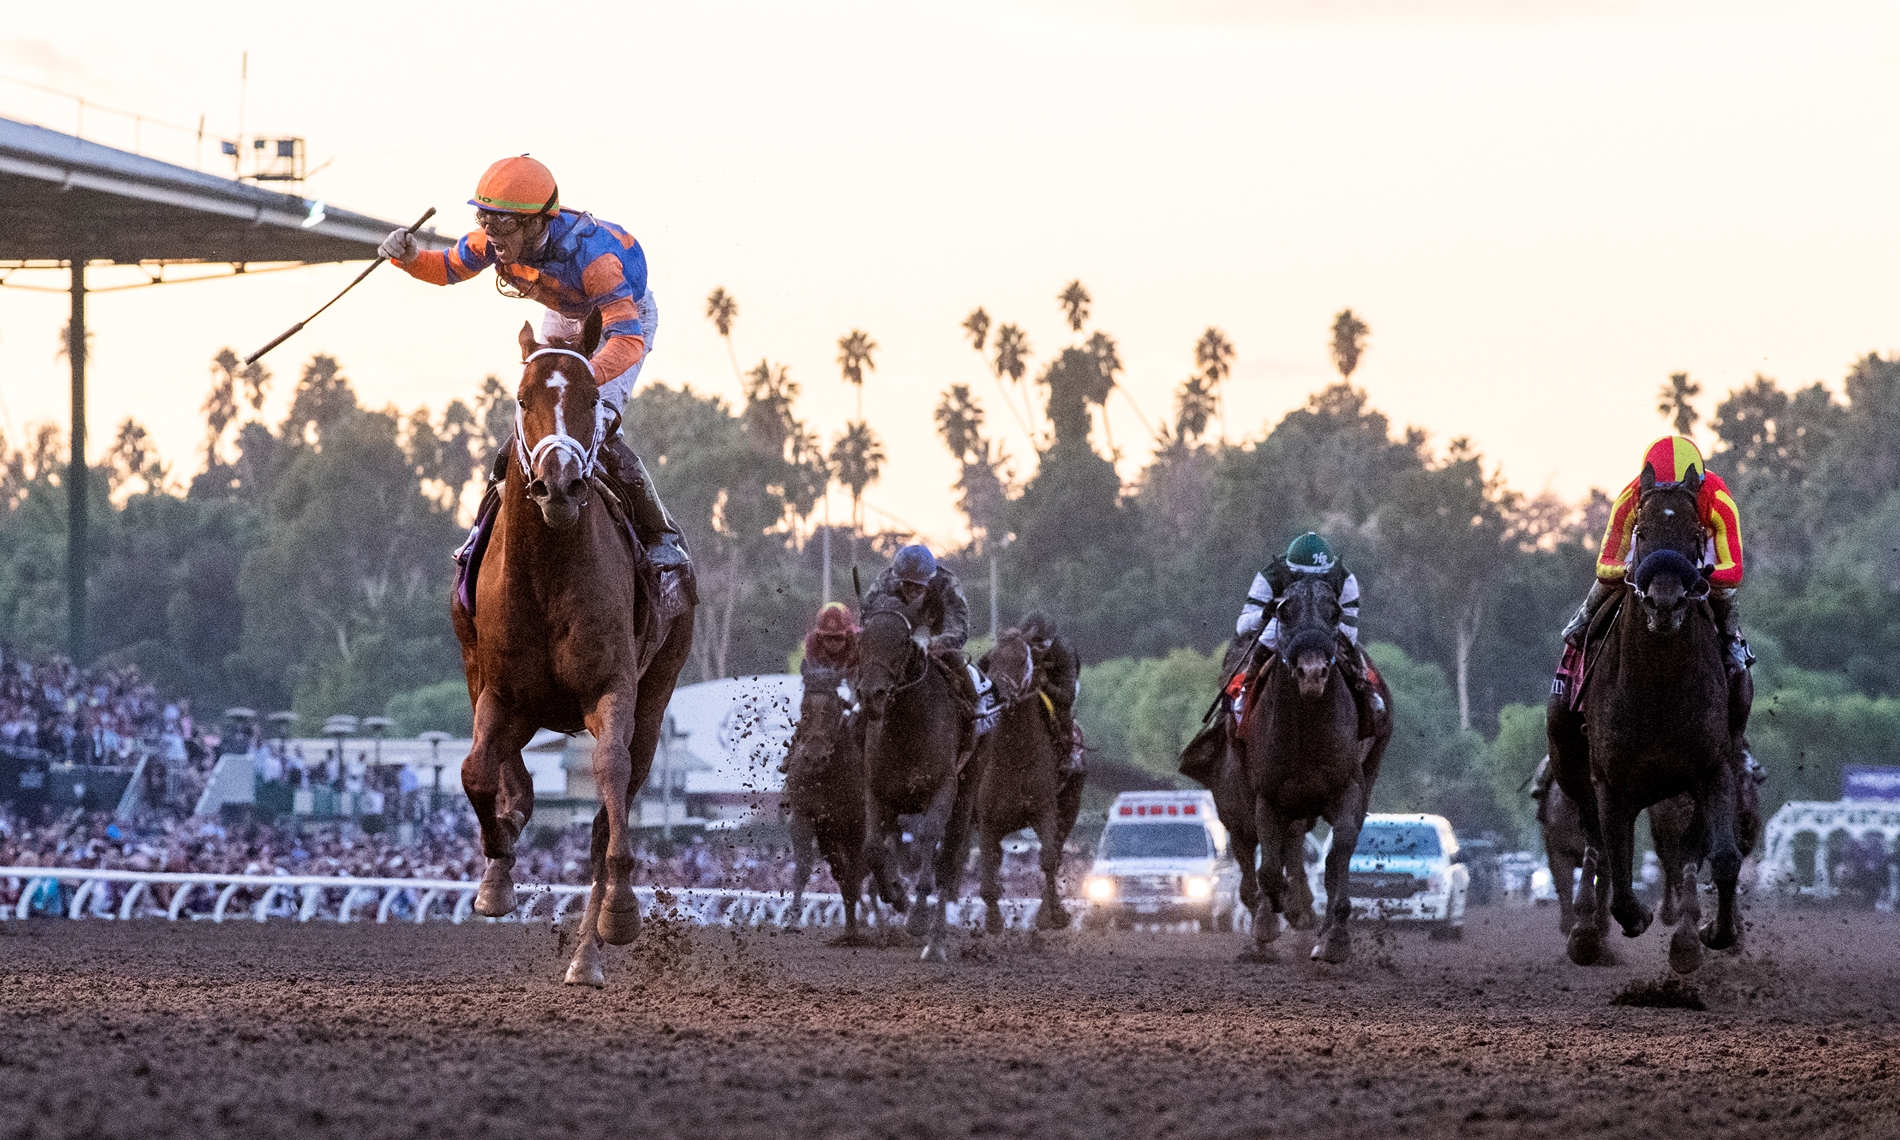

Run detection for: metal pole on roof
[[67, 258, 88, 665]]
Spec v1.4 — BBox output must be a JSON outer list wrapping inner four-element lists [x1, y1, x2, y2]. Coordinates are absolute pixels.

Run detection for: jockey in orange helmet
[[1560, 435, 1750, 675], [803, 602, 861, 681], [378, 155, 688, 570]]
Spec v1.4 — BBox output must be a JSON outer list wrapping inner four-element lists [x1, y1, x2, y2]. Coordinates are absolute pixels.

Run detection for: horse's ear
[[518, 321, 538, 360], [1639, 463, 1657, 492], [1683, 466, 1703, 494], [581, 307, 604, 357]]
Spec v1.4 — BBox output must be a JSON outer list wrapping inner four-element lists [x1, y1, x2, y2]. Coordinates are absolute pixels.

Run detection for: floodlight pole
[[67, 258, 88, 665]]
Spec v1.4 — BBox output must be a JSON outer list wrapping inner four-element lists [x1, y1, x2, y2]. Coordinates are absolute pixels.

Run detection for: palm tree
[[1058, 280, 1091, 333], [1193, 327, 1235, 443], [830, 420, 884, 534], [963, 307, 1035, 442], [1657, 372, 1702, 436], [1330, 309, 1369, 381], [992, 323, 1036, 445], [705, 288, 740, 382], [836, 329, 877, 421]]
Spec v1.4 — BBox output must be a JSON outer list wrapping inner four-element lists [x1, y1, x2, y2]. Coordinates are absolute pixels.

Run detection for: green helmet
[[1285, 531, 1337, 573]]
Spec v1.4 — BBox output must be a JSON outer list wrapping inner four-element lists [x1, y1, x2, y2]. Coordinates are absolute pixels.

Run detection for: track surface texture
[[2, 904, 1896, 1139]]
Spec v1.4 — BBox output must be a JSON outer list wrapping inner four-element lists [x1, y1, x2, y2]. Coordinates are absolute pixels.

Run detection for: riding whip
[[243, 206, 436, 366]]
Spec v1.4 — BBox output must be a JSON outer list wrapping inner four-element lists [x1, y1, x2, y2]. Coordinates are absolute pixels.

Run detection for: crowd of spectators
[[0, 648, 1088, 916], [0, 646, 208, 765], [0, 800, 1090, 915]]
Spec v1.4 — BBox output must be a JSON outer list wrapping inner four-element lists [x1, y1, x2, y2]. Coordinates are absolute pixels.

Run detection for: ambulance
[[1081, 790, 1242, 930]]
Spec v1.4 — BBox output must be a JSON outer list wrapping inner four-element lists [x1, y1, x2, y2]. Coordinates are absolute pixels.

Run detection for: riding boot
[[1707, 587, 1754, 678], [1529, 754, 1554, 802], [598, 437, 691, 572], [1336, 637, 1384, 740], [1560, 578, 1617, 649]]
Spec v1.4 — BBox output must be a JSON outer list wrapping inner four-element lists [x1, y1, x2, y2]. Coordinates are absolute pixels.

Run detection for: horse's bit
[[514, 347, 604, 484]]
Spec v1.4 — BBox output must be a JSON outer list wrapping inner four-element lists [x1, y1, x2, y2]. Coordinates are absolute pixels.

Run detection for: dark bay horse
[[1536, 772, 1589, 938], [1549, 466, 1744, 973], [1181, 651, 1315, 936], [856, 601, 972, 961], [1241, 576, 1393, 963], [452, 322, 694, 988], [949, 628, 1083, 935], [1540, 750, 1762, 965], [784, 666, 870, 942]]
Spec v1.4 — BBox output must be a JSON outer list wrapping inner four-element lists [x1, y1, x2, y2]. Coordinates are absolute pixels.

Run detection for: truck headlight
[[1184, 876, 1213, 900], [1085, 877, 1115, 902]]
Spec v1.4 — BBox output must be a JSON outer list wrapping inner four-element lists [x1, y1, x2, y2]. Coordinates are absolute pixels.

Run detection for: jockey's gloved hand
[[378, 228, 419, 262]]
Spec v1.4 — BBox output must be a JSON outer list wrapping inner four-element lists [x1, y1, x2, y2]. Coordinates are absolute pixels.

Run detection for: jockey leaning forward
[[801, 602, 861, 694], [861, 544, 982, 751], [378, 155, 688, 571], [1231, 532, 1385, 738], [1559, 434, 1749, 676], [1537, 435, 1751, 800], [1017, 611, 1085, 781]]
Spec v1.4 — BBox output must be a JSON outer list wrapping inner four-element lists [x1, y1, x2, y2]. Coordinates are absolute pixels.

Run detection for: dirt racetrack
[[1, 902, 1896, 1139]]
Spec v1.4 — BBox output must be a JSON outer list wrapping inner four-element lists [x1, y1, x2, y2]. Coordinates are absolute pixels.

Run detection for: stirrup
[[647, 535, 691, 571]]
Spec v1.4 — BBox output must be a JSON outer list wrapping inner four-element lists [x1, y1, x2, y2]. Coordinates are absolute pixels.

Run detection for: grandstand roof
[[0, 116, 454, 264]]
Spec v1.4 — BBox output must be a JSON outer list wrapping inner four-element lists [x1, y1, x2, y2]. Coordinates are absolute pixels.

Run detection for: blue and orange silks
[[1595, 435, 1744, 590], [392, 209, 649, 386]]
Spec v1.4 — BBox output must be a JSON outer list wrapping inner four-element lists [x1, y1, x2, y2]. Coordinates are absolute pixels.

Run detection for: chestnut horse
[[452, 322, 694, 988]]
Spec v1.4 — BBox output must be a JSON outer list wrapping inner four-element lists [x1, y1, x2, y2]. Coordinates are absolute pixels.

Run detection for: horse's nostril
[[528, 479, 548, 498], [565, 478, 584, 498]]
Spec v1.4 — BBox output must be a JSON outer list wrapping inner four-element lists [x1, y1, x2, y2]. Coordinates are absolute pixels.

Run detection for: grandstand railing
[[0, 867, 1084, 930]]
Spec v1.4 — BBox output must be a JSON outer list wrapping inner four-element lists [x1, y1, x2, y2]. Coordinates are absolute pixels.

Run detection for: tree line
[[1, 289, 1895, 844]]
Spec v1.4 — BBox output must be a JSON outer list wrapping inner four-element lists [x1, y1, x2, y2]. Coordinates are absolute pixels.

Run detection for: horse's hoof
[[1669, 925, 1705, 975], [1255, 911, 1282, 944], [1698, 922, 1737, 952], [1287, 911, 1316, 932], [985, 908, 1005, 936], [904, 905, 932, 939], [1237, 946, 1274, 964], [1567, 925, 1602, 967], [597, 903, 641, 946], [1613, 902, 1653, 939], [563, 958, 606, 988], [1036, 903, 1070, 932], [1311, 930, 1351, 964], [1558, 913, 1576, 935], [920, 938, 950, 963], [473, 866, 517, 918]]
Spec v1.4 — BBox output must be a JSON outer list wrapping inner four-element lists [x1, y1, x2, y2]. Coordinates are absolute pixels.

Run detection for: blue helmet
[[893, 544, 936, 585]]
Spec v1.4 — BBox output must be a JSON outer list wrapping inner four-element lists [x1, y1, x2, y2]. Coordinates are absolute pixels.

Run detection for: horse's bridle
[[993, 642, 1039, 708], [861, 608, 928, 702], [514, 346, 604, 483], [1631, 480, 1710, 578]]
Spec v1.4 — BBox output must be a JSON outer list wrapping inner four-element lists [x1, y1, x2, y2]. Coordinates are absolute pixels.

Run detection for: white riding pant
[[540, 287, 658, 410]]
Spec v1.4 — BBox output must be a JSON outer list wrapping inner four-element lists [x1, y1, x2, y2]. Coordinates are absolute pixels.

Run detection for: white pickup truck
[[1082, 791, 1243, 931], [1315, 813, 1470, 938]]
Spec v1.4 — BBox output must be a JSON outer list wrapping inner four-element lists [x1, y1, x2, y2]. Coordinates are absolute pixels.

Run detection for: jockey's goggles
[[476, 209, 547, 237]]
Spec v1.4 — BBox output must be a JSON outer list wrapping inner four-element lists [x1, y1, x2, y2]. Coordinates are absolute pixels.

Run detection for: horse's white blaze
[[515, 347, 601, 485]]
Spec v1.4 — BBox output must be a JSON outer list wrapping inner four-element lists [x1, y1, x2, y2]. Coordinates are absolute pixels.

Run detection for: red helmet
[[469, 155, 559, 214]]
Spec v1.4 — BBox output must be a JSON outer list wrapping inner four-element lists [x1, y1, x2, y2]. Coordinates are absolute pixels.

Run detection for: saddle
[[1554, 588, 1627, 713], [453, 466, 693, 638]]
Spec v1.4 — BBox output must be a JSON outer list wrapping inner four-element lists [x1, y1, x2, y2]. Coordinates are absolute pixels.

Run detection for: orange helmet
[[469, 155, 559, 214]]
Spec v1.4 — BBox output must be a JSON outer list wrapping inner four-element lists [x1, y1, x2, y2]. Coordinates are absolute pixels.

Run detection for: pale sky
[[3, 0, 1897, 545]]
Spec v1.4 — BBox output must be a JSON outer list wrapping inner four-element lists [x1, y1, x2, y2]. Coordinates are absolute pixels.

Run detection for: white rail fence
[[0, 867, 1079, 930]]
